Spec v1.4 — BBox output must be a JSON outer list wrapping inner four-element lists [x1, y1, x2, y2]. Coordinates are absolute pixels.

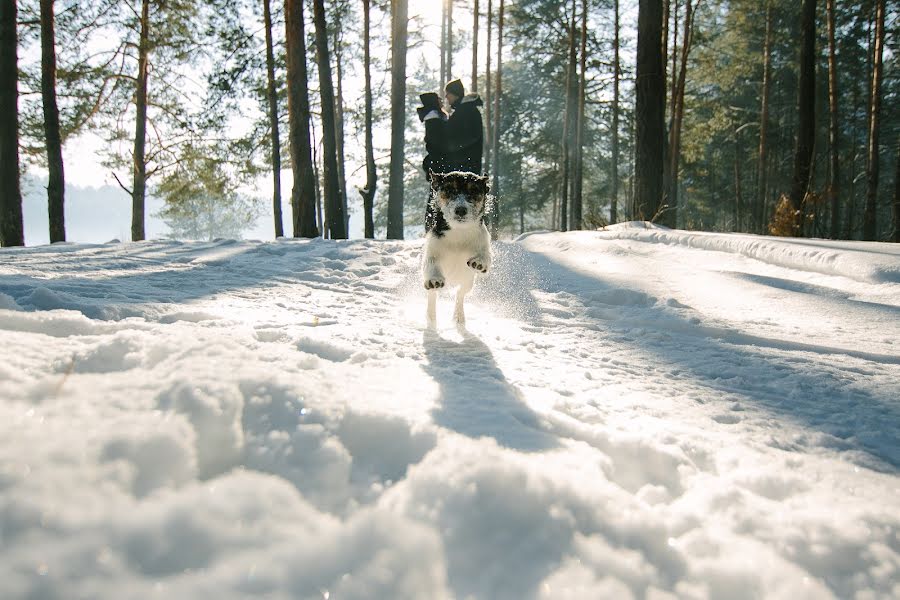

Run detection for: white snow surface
[[1, 222, 898, 600]]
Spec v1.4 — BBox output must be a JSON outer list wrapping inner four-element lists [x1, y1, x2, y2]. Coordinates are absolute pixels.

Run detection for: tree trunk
[[313, 126, 325, 237], [312, 0, 346, 239], [263, 0, 283, 238], [333, 12, 349, 235], [891, 142, 899, 243], [447, 0, 453, 79], [560, 0, 576, 232], [756, 0, 772, 234], [360, 0, 376, 238], [570, 0, 587, 231], [734, 122, 743, 231], [0, 0, 23, 247], [131, 0, 150, 242], [440, 0, 446, 86], [634, 0, 665, 221], [825, 0, 840, 239], [386, 0, 408, 239], [472, 0, 479, 92], [285, 0, 318, 237], [862, 0, 885, 241], [666, 0, 696, 229], [662, 0, 676, 212], [787, 0, 816, 236], [40, 0, 65, 243], [490, 0, 504, 239], [484, 0, 492, 178], [611, 0, 620, 224]]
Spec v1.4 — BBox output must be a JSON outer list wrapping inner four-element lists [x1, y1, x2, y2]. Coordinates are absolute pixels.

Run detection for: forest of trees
[[0, 0, 897, 246]]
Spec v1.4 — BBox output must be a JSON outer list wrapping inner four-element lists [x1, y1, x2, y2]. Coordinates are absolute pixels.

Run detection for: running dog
[[422, 171, 492, 327]]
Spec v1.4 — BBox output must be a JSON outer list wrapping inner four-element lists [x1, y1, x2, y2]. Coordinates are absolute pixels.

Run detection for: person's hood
[[417, 106, 446, 121], [459, 93, 483, 107]]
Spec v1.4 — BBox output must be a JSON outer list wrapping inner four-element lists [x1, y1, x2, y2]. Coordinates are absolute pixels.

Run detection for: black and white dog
[[423, 171, 492, 327]]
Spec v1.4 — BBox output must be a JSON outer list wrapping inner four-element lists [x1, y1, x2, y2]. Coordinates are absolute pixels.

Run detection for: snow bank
[[1, 233, 897, 599], [564, 222, 900, 284]]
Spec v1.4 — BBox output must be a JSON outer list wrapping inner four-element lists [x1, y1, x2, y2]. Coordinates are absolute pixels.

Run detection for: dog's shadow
[[422, 327, 558, 452]]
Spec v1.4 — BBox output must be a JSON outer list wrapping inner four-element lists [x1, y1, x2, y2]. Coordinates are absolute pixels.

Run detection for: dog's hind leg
[[427, 289, 438, 328]]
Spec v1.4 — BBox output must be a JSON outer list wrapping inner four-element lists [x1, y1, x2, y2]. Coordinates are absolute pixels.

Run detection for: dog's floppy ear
[[429, 170, 444, 189], [476, 174, 490, 196]]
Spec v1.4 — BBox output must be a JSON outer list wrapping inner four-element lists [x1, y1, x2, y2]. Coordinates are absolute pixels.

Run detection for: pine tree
[[387, 0, 408, 239], [787, 0, 817, 236], [285, 0, 318, 237], [312, 0, 346, 239], [130, 0, 150, 242], [892, 142, 900, 243], [570, 0, 587, 231], [664, 0, 698, 228], [263, 0, 284, 238], [360, 0, 377, 239], [610, 0, 621, 224], [825, 0, 841, 239], [756, 0, 772, 234], [472, 0, 479, 92], [491, 0, 504, 239], [634, 0, 665, 221], [862, 0, 885, 241], [0, 0, 24, 247], [40, 0, 65, 243]]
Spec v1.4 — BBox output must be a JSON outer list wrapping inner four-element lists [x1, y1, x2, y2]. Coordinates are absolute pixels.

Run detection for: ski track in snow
[[1, 223, 898, 600]]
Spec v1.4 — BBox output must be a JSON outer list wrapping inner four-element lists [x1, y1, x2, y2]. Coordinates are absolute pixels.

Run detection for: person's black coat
[[446, 94, 484, 174], [422, 109, 449, 177]]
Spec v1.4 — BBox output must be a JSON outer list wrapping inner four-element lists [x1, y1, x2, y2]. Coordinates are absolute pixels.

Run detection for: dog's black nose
[[455, 206, 468, 217]]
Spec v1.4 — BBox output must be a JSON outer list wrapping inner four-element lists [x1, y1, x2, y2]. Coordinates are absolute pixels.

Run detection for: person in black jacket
[[418, 92, 449, 232], [417, 92, 448, 179], [443, 79, 484, 174]]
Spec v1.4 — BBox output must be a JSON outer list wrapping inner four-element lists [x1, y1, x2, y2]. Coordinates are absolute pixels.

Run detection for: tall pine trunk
[[0, 0, 23, 246], [787, 0, 816, 236], [734, 121, 743, 230], [386, 0, 408, 239], [263, 0, 283, 238], [756, 0, 772, 234], [447, 0, 453, 78], [862, 0, 885, 241], [334, 15, 349, 235], [131, 0, 150, 242], [490, 0, 504, 239], [312, 0, 346, 239], [634, 0, 665, 221], [472, 0, 479, 92], [570, 0, 587, 231], [666, 0, 696, 229], [440, 0, 447, 84], [360, 0, 376, 238], [891, 142, 899, 243], [41, 0, 65, 243], [285, 0, 318, 237], [610, 0, 620, 224], [484, 0, 492, 178], [560, 0, 576, 232], [825, 0, 840, 239]]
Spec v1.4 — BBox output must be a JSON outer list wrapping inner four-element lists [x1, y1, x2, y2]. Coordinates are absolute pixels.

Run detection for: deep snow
[[1, 223, 898, 599]]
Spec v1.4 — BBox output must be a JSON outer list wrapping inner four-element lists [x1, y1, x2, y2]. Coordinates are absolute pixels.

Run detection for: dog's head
[[429, 171, 490, 226]]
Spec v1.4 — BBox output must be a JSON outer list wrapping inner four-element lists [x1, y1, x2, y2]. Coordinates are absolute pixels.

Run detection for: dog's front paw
[[467, 258, 489, 273], [424, 277, 445, 290]]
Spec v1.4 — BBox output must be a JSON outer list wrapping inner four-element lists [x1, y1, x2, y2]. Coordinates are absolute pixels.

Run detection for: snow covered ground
[[1, 222, 898, 600]]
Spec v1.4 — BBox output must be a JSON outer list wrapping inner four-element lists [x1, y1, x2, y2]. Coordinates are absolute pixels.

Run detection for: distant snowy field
[[1, 223, 898, 600]]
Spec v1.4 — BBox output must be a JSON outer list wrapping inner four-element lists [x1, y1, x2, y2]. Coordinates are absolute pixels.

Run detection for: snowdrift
[[1, 228, 898, 599]]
